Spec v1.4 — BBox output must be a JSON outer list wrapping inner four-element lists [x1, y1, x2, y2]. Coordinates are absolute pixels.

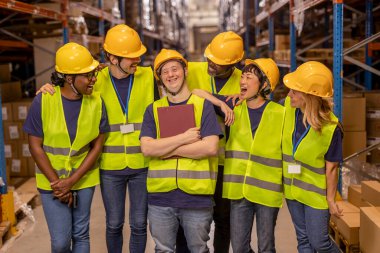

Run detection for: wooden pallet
[[274, 49, 290, 61], [329, 221, 361, 253], [14, 178, 40, 220], [0, 221, 11, 248]]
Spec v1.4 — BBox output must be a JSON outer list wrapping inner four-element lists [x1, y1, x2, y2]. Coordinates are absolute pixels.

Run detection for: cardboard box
[[343, 131, 367, 161], [331, 201, 359, 224], [343, 96, 366, 131], [12, 99, 33, 121], [4, 141, 18, 159], [3, 122, 24, 141], [365, 92, 380, 109], [7, 158, 28, 177], [275, 35, 290, 50], [17, 141, 31, 158], [0, 63, 11, 83], [360, 207, 380, 253], [367, 137, 380, 164], [0, 81, 22, 103], [2, 103, 13, 121], [26, 157, 36, 176], [367, 109, 380, 137], [362, 181, 380, 206], [336, 212, 360, 244], [348, 185, 372, 208]]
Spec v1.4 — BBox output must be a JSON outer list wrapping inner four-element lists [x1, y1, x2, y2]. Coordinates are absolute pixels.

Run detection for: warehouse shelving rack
[[0, 0, 125, 194]]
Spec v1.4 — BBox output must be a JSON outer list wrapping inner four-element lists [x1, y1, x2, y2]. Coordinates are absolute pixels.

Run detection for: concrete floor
[[3, 186, 297, 252]]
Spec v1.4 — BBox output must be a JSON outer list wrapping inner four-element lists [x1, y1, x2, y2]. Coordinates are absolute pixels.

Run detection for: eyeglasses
[[78, 71, 98, 81]]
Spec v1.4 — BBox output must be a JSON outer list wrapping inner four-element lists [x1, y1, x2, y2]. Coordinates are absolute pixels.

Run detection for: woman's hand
[[51, 178, 75, 198], [327, 200, 343, 218], [225, 94, 242, 106], [220, 102, 234, 126], [36, 83, 55, 95]]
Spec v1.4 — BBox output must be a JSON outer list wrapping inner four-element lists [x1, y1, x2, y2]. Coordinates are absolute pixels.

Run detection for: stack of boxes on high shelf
[[1, 64, 34, 184]]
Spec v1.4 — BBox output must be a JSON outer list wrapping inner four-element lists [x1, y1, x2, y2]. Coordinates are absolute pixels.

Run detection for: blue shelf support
[[0, 96, 7, 194], [245, 0, 250, 58], [290, 0, 297, 71], [119, 0, 125, 20], [365, 0, 373, 90], [98, 0, 105, 62], [333, 0, 343, 195], [254, 0, 260, 58], [269, 15, 275, 53], [61, 0, 69, 44]]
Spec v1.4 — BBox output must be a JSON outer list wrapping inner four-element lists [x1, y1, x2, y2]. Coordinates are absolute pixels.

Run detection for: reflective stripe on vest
[[223, 101, 285, 207], [96, 66, 154, 170], [187, 62, 241, 165], [282, 97, 337, 209], [147, 95, 218, 195], [37, 86, 101, 190]]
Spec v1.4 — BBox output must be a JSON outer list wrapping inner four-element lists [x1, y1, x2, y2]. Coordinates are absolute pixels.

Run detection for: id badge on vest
[[288, 163, 301, 174], [120, 124, 134, 134]]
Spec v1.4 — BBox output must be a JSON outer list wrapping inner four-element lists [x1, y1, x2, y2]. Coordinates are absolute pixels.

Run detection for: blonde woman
[[282, 61, 343, 253]]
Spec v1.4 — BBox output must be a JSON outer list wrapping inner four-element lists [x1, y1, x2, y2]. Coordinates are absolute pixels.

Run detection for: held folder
[[157, 104, 196, 138]]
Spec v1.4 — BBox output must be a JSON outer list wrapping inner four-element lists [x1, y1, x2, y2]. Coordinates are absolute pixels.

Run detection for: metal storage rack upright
[[0, 0, 125, 194]]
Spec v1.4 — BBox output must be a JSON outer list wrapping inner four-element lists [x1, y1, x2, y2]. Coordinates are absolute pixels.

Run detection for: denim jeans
[[176, 165, 230, 253], [230, 198, 279, 253], [286, 199, 341, 253], [148, 204, 213, 253], [100, 171, 148, 253], [41, 187, 95, 253]]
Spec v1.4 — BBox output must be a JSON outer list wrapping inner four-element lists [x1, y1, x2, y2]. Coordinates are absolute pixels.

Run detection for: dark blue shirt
[[212, 94, 269, 140], [140, 96, 223, 208], [23, 93, 109, 143], [214, 76, 229, 93], [293, 108, 343, 162]]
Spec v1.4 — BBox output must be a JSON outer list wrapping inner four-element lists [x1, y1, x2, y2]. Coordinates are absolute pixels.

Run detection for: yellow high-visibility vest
[[38, 86, 102, 190], [187, 62, 241, 165], [147, 95, 218, 195], [282, 97, 338, 209], [96, 66, 154, 170], [223, 100, 285, 207]]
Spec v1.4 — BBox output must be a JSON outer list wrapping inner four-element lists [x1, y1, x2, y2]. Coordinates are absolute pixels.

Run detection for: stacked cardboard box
[[365, 92, 380, 164], [2, 99, 34, 180], [331, 200, 360, 246], [360, 181, 380, 253], [343, 93, 367, 161]]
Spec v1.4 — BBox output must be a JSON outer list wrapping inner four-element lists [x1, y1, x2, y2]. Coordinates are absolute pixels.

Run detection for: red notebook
[[157, 104, 196, 138]]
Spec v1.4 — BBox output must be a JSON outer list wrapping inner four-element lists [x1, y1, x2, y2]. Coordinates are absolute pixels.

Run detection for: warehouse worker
[[140, 49, 222, 253], [193, 58, 285, 253], [37, 24, 157, 253], [24, 42, 108, 253], [282, 61, 343, 253], [177, 31, 244, 253]]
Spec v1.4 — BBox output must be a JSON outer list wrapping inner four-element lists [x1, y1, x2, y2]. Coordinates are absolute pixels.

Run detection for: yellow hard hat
[[245, 58, 280, 91], [103, 24, 146, 58], [153, 49, 188, 80], [55, 42, 99, 74], [204, 31, 244, 65], [283, 61, 333, 98]]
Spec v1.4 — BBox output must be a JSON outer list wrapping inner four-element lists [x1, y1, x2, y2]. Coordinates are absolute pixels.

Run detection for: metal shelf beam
[[0, 0, 64, 20]]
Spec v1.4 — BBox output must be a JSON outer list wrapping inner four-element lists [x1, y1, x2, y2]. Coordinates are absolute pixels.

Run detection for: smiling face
[[288, 89, 306, 108], [74, 70, 98, 95], [110, 55, 141, 75], [159, 60, 187, 94], [206, 58, 232, 77], [239, 70, 261, 100]]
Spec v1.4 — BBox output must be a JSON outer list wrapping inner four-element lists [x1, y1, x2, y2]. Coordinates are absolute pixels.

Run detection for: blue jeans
[[148, 204, 213, 253], [41, 187, 95, 253], [230, 198, 279, 253], [100, 171, 148, 253], [286, 199, 340, 253]]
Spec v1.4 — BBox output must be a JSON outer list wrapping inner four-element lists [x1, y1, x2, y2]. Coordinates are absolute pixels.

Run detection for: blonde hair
[[299, 93, 336, 133]]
